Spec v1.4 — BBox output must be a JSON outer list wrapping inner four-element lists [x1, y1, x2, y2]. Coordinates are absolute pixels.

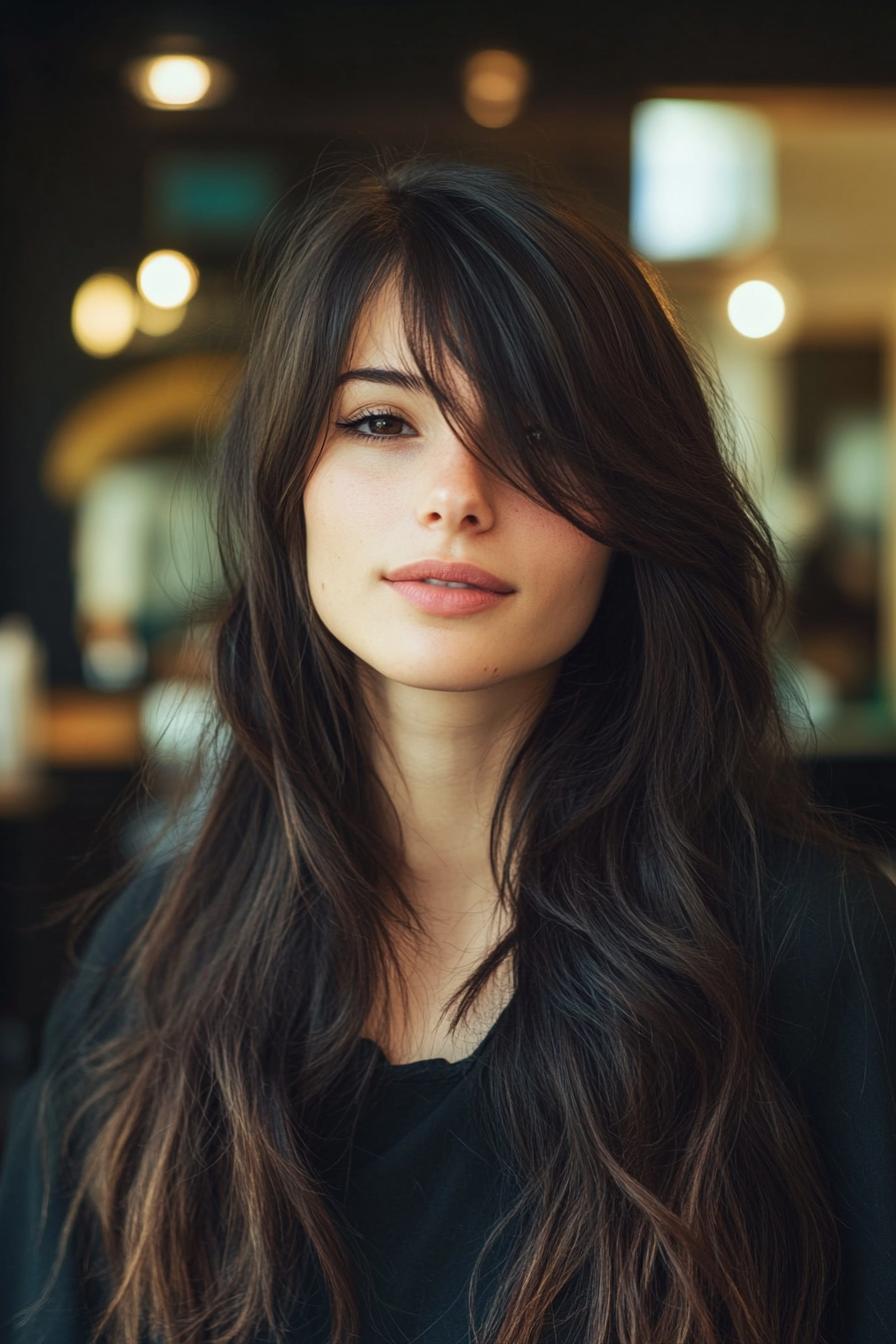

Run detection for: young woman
[[2, 153, 894, 1344]]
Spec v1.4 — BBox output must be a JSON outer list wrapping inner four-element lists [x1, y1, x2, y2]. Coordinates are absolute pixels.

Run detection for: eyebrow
[[333, 366, 427, 393]]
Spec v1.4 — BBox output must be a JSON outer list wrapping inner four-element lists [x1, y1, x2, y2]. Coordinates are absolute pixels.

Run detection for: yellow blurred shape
[[43, 351, 242, 502], [136, 298, 187, 336], [462, 50, 529, 128], [71, 273, 138, 357], [137, 250, 198, 308], [34, 687, 142, 766]]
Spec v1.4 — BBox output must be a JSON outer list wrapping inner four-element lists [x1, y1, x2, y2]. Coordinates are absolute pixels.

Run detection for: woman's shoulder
[[754, 827, 896, 1089], [754, 831, 896, 1338], [757, 827, 896, 975], [75, 857, 172, 969], [40, 856, 174, 1066], [0, 860, 175, 1344]]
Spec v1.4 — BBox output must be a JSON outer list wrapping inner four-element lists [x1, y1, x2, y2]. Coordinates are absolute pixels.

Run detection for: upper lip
[[384, 559, 515, 593]]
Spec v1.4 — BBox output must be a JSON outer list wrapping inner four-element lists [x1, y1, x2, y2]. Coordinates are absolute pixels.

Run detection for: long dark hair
[[21, 151, 894, 1344]]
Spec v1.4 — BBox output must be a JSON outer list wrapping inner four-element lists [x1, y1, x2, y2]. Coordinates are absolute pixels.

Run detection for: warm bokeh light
[[43, 351, 242, 503], [135, 298, 187, 336], [461, 49, 529, 128], [71, 273, 138, 357], [727, 279, 786, 338], [146, 55, 211, 106], [124, 53, 233, 110], [136, 250, 199, 308]]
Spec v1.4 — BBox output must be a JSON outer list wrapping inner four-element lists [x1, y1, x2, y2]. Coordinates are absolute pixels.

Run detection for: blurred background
[[3, 0, 896, 1133]]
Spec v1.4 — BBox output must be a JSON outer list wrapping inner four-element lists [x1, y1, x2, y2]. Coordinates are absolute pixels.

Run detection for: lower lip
[[385, 580, 512, 614]]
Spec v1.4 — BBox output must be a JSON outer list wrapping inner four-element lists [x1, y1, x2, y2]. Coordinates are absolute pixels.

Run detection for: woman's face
[[303, 279, 613, 694]]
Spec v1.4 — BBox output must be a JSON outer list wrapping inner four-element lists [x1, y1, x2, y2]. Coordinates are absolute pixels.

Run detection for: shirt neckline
[[358, 998, 511, 1075]]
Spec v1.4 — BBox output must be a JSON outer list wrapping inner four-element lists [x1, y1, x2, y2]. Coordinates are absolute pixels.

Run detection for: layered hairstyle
[[22, 151, 893, 1344]]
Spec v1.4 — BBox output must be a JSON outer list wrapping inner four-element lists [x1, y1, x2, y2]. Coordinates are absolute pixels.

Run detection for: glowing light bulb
[[727, 280, 786, 339], [125, 53, 233, 111], [136, 250, 199, 309], [71, 273, 138, 357], [146, 55, 211, 107]]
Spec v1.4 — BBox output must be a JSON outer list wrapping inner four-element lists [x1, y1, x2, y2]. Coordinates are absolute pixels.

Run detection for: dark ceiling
[[5, 0, 896, 96]]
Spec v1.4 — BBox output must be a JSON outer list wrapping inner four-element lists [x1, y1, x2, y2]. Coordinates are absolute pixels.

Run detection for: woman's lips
[[384, 579, 513, 615]]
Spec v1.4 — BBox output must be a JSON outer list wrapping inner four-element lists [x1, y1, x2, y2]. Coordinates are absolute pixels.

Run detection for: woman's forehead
[[341, 280, 483, 415], [344, 281, 409, 368]]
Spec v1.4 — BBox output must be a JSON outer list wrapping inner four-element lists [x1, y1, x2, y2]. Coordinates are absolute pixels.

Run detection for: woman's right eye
[[334, 411, 414, 441]]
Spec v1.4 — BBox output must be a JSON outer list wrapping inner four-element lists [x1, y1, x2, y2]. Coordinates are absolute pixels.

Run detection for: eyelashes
[[333, 408, 413, 441], [333, 408, 548, 447]]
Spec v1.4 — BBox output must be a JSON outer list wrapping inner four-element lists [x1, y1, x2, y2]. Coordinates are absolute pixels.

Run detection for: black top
[[2, 835, 896, 1343]]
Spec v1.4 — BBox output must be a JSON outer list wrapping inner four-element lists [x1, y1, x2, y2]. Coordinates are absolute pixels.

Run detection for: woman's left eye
[[334, 411, 414, 441]]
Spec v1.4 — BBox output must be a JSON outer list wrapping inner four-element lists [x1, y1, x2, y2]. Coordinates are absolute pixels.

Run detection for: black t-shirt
[[2, 835, 895, 1342]]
